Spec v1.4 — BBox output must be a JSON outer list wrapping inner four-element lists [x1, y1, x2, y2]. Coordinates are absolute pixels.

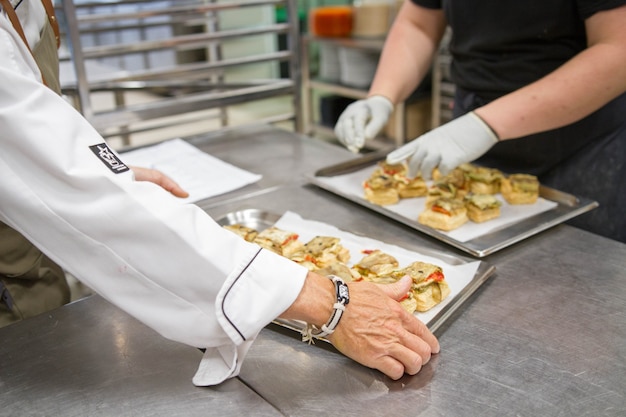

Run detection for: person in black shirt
[[335, 0, 626, 242]]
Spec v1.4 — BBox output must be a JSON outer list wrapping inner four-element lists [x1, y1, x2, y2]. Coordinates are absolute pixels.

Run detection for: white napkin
[[121, 138, 262, 204]]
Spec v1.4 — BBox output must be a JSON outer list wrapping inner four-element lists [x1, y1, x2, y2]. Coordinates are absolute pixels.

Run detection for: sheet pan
[[216, 208, 495, 336], [308, 150, 599, 257]]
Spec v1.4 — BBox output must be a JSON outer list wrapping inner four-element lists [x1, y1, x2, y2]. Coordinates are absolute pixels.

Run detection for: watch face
[[338, 283, 350, 304]]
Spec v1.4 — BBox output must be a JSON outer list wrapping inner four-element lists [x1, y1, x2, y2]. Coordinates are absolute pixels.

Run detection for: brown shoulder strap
[[0, 0, 59, 87], [0, 0, 60, 49], [40, 0, 59, 48]]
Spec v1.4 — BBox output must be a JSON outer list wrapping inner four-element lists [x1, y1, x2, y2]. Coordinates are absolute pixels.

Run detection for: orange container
[[309, 6, 353, 37]]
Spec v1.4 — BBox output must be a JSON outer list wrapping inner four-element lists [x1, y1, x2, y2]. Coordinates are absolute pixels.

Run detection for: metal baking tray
[[216, 208, 495, 335], [308, 150, 599, 258]]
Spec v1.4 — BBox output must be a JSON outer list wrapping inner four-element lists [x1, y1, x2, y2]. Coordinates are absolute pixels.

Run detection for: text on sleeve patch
[[89, 143, 130, 174]]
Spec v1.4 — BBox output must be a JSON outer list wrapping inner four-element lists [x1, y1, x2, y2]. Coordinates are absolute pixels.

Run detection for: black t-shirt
[[411, 0, 626, 99], [408, 1, 626, 242]]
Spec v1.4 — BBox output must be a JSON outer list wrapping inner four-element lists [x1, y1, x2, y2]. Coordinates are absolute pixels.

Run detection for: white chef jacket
[[0, 0, 307, 386]]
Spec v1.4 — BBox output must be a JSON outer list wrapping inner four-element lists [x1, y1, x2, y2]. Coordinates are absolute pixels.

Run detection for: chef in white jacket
[[0, 0, 439, 386]]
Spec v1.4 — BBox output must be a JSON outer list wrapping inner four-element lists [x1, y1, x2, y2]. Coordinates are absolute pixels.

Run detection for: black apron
[[454, 87, 626, 243]]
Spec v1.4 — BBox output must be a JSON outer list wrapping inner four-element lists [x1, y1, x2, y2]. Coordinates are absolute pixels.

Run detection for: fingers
[[379, 281, 441, 357], [329, 280, 440, 380], [373, 328, 436, 379], [377, 275, 412, 301], [147, 170, 189, 198], [392, 300, 440, 355], [335, 103, 367, 152], [386, 141, 418, 165], [438, 156, 460, 177], [390, 321, 439, 377], [405, 144, 426, 179], [405, 312, 440, 354], [130, 166, 190, 198], [334, 120, 347, 147], [388, 137, 431, 178], [389, 336, 427, 375], [414, 151, 440, 180], [382, 284, 440, 356], [351, 110, 369, 151], [160, 176, 190, 198], [363, 114, 387, 143], [388, 130, 448, 179], [375, 355, 409, 380], [334, 115, 351, 148], [335, 97, 392, 152], [335, 117, 363, 153]]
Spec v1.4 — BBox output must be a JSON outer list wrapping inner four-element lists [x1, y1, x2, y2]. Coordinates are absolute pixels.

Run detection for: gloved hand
[[334, 95, 394, 153], [386, 112, 499, 179]]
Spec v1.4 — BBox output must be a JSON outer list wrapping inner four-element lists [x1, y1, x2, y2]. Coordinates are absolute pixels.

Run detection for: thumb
[[386, 138, 421, 165], [378, 275, 413, 301], [386, 147, 413, 165]]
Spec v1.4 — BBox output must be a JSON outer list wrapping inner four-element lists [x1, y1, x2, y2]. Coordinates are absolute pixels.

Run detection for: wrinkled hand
[[328, 276, 440, 380], [334, 95, 394, 153], [130, 166, 189, 198], [386, 112, 498, 179]]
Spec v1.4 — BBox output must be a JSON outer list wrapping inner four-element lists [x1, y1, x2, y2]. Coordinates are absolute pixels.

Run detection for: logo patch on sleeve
[[89, 143, 130, 174]]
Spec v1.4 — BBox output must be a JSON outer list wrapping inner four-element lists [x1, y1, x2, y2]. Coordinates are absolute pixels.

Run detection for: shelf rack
[[58, 0, 303, 146]]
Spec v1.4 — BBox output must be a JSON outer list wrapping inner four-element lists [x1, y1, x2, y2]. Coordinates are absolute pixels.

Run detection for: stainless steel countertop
[[209, 185, 626, 416], [0, 295, 281, 417], [180, 124, 367, 209], [1, 125, 624, 416]]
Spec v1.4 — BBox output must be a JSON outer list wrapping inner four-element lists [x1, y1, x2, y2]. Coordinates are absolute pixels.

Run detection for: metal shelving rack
[[58, 0, 303, 145]]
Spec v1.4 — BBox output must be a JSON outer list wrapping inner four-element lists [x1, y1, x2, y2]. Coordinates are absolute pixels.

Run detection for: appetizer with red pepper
[[391, 261, 450, 313], [418, 197, 469, 231]]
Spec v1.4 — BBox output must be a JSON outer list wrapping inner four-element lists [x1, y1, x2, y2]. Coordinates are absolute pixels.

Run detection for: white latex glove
[[334, 95, 394, 153], [386, 112, 499, 179]]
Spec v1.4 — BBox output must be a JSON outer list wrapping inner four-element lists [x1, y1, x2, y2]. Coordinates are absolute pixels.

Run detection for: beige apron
[[0, 3, 69, 327]]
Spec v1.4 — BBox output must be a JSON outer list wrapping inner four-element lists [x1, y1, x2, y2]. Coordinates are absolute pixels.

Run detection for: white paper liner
[[315, 166, 557, 242], [121, 138, 262, 204], [274, 211, 481, 325]]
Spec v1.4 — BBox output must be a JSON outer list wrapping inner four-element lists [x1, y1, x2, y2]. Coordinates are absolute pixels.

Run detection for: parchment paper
[[274, 211, 481, 325], [316, 166, 557, 242]]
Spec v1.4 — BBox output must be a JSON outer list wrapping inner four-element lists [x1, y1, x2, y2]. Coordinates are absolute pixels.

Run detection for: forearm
[[0, 101, 306, 348], [368, 3, 446, 104], [476, 46, 626, 140], [476, 6, 626, 140], [0, 26, 308, 348], [279, 271, 335, 327]]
